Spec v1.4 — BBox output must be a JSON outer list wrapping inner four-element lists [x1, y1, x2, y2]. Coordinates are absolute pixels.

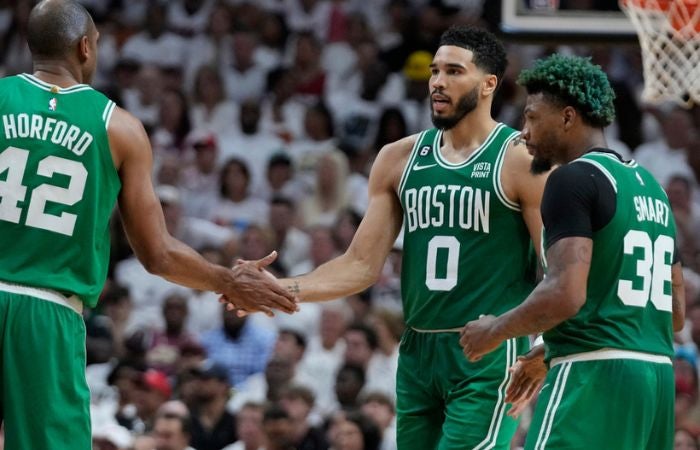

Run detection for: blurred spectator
[[120, 1, 187, 69], [184, 2, 234, 87], [279, 385, 328, 449], [300, 151, 351, 228], [210, 158, 270, 231], [262, 404, 297, 450], [143, 293, 200, 375], [86, 284, 131, 365], [133, 434, 157, 450], [333, 209, 362, 252], [289, 102, 338, 170], [269, 196, 312, 274], [290, 31, 326, 99], [200, 305, 276, 388], [260, 67, 307, 143], [179, 131, 224, 219], [262, 154, 307, 203], [331, 411, 381, 450], [92, 421, 134, 450], [222, 402, 266, 450], [153, 411, 195, 450], [296, 300, 351, 411], [1, 0, 32, 75], [189, 361, 237, 450], [167, 0, 216, 36], [185, 247, 229, 336], [255, 12, 288, 70], [635, 105, 697, 188], [285, 0, 331, 39], [122, 65, 163, 131], [157, 185, 236, 251], [379, 50, 433, 133], [219, 99, 286, 194], [334, 364, 366, 412], [360, 392, 397, 450], [372, 107, 408, 154], [104, 362, 147, 433], [364, 311, 402, 400], [343, 322, 378, 372], [667, 175, 700, 272], [190, 65, 239, 138], [229, 353, 298, 413], [675, 428, 699, 450], [135, 369, 173, 432], [222, 31, 269, 102], [152, 89, 192, 154]]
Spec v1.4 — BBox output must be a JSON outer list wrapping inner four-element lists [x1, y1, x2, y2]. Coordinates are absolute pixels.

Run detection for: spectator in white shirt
[[210, 158, 269, 231], [222, 30, 269, 102], [120, 2, 187, 69]]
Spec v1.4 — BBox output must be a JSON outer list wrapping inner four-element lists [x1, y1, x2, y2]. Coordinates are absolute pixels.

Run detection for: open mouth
[[431, 95, 450, 112]]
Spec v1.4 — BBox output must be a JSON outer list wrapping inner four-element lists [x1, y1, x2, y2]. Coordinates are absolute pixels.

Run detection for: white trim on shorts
[[410, 326, 463, 333], [550, 348, 672, 368], [0, 279, 83, 315]]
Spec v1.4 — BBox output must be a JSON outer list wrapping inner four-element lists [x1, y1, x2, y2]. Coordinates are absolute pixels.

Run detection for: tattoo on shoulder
[[287, 281, 300, 295]]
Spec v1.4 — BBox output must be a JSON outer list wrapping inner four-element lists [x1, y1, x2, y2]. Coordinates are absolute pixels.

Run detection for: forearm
[[493, 279, 579, 341], [672, 262, 686, 331], [146, 235, 229, 293], [280, 252, 378, 302]]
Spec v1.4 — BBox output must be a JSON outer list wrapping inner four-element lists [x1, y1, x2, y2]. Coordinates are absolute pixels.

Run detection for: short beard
[[530, 156, 552, 175], [431, 87, 478, 130]]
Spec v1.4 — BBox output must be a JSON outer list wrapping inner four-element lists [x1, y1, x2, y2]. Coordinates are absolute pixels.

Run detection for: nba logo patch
[[48, 98, 57, 111]]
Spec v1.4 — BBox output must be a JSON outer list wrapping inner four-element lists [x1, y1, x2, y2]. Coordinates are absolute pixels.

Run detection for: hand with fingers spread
[[505, 344, 547, 418], [459, 315, 504, 362], [218, 251, 298, 317]]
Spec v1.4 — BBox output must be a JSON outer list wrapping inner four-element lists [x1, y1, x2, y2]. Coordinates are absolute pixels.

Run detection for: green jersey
[[0, 74, 121, 307], [398, 125, 537, 329], [543, 152, 676, 360]]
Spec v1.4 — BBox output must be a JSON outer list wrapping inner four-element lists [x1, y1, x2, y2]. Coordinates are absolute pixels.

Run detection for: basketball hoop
[[620, 0, 700, 107]]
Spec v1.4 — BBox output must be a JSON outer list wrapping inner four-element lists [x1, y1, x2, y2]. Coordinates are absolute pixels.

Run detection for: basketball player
[[460, 54, 685, 450], [275, 26, 548, 449], [0, 1, 296, 449]]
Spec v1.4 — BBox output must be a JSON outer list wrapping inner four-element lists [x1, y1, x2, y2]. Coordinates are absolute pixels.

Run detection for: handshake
[[217, 250, 300, 317]]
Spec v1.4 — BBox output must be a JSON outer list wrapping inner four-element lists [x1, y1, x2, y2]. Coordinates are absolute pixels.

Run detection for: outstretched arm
[[109, 107, 296, 315], [279, 138, 411, 302]]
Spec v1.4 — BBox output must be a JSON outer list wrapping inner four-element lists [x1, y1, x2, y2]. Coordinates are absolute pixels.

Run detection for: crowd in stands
[[2, 0, 700, 449]]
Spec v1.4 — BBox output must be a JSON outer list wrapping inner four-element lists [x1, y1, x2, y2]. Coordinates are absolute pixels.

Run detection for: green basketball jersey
[[398, 125, 537, 329], [543, 152, 676, 360], [0, 74, 121, 307]]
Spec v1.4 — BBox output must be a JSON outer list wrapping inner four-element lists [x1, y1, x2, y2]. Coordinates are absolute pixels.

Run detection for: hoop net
[[620, 0, 700, 107]]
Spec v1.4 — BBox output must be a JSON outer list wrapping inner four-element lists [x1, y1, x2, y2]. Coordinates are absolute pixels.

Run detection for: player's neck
[[32, 62, 84, 88], [442, 111, 498, 155], [564, 129, 608, 163]]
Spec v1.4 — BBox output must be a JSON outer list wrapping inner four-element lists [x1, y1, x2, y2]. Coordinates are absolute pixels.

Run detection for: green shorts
[[396, 327, 529, 450], [0, 284, 90, 450], [525, 351, 674, 450]]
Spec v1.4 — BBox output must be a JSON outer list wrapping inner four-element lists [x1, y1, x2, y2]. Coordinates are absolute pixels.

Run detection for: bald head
[[27, 0, 94, 59]]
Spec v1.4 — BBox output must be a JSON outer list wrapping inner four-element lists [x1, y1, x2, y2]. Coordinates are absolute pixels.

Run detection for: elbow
[[673, 311, 686, 332], [548, 282, 585, 321], [138, 246, 171, 276]]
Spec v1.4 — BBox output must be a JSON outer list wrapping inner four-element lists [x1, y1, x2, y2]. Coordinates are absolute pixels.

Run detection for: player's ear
[[481, 74, 498, 97], [78, 35, 90, 63], [562, 106, 577, 130]]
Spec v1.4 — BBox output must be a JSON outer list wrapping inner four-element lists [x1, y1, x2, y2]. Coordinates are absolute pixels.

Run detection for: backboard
[[500, 0, 638, 40]]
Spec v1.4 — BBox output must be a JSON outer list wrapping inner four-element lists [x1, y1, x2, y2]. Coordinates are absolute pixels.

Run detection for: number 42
[[0, 146, 87, 236]]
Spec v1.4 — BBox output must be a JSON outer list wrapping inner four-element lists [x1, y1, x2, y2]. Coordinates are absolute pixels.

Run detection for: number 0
[[426, 235, 459, 291]]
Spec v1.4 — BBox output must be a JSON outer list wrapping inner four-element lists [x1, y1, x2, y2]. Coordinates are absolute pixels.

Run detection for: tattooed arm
[[460, 236, 591, 361], [672, 262, 686, 332], [277, 135, 411, 302]]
